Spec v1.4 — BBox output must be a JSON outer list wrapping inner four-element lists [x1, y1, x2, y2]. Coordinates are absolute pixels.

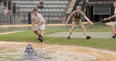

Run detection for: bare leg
[[115, 28, 116, 36], [112, 27, 116, 36], [41, 30, 44, 37], [69, 27, 75, 37], [41, 30, 44, 45], [33, 30, 40, 36], [81, 25, 87, 36]]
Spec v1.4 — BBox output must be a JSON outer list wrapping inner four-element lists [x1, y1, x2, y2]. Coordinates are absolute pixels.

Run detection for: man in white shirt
[[108, 1, 116, 39], [32, 8, 46, 44]]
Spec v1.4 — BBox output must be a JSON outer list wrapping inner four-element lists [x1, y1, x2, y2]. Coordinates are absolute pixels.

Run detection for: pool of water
[[0, 46, 97, 61], [0, 26, 72, 33]]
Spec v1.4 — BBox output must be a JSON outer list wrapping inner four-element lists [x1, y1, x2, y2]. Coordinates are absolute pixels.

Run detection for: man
[[65, 6, 93, 39], [38, 0, 44, 10], [108, 1, 116, 39], [32, 8, 46, 44]]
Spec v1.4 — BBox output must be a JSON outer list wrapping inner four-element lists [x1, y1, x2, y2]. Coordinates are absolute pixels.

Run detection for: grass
[[45, 37, 116, 51], [0, 22, 116, 51], [0, 29, 69, 42]]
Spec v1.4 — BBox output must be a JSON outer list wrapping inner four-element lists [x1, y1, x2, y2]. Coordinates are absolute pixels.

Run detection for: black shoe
[[115, 34, 116, 37], [67, 37, 70, 40], [86, 36, 91, 39], [38, 36, 43, 42], [40, 36, 43, 42], [39, 35, 41, 38], [38, 35, 41, 40], [111, 36, 116, 39]]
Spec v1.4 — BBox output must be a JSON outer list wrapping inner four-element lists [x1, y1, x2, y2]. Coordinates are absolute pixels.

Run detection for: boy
[[65, 6, 93, 39]]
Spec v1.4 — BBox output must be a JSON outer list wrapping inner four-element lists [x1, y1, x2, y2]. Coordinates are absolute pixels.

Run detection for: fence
[[0, 12, 66, 25]]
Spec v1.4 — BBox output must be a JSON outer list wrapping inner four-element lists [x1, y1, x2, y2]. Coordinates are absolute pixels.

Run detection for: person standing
[[108, 1, 116, 39], [65, 6, 93, 39]]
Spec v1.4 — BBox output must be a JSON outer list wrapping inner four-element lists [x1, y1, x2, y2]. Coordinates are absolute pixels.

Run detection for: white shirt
[[32, 13, 46, 23], [114, 8, 116, 14]]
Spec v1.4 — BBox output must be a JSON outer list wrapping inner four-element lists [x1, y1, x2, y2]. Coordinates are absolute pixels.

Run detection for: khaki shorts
[[72, 19, 83, 28], [34, 23, 46, 31], [112, 21, 116, 28]]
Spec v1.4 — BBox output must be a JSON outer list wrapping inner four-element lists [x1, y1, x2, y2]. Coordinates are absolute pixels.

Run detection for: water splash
[[0, 44, 98, 61], [20, 44, 51, 61]]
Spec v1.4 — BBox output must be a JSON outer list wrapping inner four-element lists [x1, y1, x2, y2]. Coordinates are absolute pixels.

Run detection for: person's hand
[[108, 17, 112, 19], [90, 22, 93, 25], [65, 23, 67, 25], [65, 22, 68, 25], [32, 23, 34, 26], [34, 26, 38, 29]]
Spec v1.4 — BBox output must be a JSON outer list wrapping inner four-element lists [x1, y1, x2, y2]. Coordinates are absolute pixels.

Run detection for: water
[[20, 44, 51, 61], [0, 27, 32, 33], [0, 26, 71, 33], [0, 44, 97, 61]]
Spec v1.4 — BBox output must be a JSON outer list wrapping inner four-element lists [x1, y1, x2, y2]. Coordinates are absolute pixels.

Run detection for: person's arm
[[39, 2, 41, 6], [108, 14, 116, 19], [65, 11, 75, 25], [35, 21, 44, 28], [32, 17, 38, 29], [37, 22, 43, 26], [65, 15, 71, 25], [36, 15, 44, 26], [42, 2, 44, 6], [42, 4, 44, 6], [84, 16, 93, 25], [31, 17, 34, 26]]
